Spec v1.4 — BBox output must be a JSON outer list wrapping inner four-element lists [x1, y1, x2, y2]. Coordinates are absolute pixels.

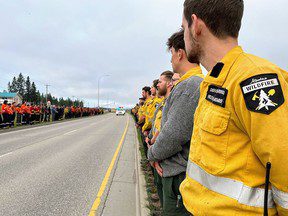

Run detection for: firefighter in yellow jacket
[[142, 80, 163, 133], [137, 86, 152, 127], [180, 0, 288, 215]]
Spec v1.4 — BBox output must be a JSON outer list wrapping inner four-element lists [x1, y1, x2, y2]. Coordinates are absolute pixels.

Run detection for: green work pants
[[153, 168, 163, 206], [162, 172, 191, 216]]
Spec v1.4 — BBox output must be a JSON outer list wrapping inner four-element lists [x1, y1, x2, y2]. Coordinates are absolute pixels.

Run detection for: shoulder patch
[[210, 62, 224, 78], [240, 73, 284, 115], [206, 85, 228, 107]]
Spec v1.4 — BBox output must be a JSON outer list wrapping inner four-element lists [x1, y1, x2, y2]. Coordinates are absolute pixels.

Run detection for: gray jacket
[[147, 75, 203, 177]]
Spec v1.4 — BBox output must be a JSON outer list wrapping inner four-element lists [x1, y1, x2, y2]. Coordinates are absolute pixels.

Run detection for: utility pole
[[106, 93, 109, 108], [45, 84, 51, 105], [97, 75, 110, 108], [72, 96, 76, 106]]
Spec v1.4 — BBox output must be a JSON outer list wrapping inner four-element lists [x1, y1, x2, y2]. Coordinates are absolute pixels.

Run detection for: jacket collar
[[175, 66, 203, 87], [204, 46, 244, 86]]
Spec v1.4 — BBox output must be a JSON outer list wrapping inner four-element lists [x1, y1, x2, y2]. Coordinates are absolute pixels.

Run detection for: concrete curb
[[134, 123, 149, 216]]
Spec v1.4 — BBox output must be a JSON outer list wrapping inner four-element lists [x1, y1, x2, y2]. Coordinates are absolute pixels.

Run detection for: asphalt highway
[[0, 113, 128, 216]]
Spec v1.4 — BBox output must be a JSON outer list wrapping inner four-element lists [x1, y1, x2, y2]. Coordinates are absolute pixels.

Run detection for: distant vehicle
[[116, 107, 125, 115]]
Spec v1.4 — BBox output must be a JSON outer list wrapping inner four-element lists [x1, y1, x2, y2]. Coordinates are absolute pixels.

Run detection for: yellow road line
[[88, 117, 129, 216]]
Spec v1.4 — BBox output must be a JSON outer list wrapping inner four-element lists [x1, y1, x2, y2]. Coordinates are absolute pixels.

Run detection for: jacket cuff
[[147, 146, 157, 162]]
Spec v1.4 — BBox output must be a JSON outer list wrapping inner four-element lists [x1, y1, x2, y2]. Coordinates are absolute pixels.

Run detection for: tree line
[[7, 73, 83, 107]]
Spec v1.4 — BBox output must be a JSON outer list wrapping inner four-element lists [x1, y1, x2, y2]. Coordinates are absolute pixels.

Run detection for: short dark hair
[[167, 29, 185, 51], [152, 79, 159, 89], [160, 71, 174, 82], [142, 86, 151, 95], [184, 0, 244, 38]]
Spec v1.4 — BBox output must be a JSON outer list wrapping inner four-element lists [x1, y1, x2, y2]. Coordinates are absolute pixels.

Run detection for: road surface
[[0, 113, 130, 216]]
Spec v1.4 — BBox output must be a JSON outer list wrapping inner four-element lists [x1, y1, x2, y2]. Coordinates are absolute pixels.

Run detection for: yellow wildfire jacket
[[142, 97, 163, 132], [180, 46, 288, 216]]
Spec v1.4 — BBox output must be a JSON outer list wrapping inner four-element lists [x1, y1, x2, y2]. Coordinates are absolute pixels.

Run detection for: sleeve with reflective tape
[[237, 69, 288, 215]]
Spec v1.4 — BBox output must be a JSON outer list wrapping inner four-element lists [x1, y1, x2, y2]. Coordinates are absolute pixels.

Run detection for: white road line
[[63, 129, 78, 135], [0, 114, 113, 137], [63, 116, 115, 135], [0, 152, 13, 159], [89, 116, 115, 126], [0, 114, 116, 157]]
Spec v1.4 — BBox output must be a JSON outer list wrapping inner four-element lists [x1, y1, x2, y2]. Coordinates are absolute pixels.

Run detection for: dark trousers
[[142, 130, 150, 157], [153, 168, 163, 206], [2, 113, 10, 126], [162, 172, 190, 216]]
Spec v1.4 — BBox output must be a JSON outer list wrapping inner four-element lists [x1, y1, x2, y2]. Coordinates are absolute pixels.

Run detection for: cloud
[[0, 0, 287, 107]]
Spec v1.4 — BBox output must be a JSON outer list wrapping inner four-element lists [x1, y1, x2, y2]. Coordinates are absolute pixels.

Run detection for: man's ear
[[178, 49, 186, 61], [192, 14, 203, 36], [177, 50, 182, 61]]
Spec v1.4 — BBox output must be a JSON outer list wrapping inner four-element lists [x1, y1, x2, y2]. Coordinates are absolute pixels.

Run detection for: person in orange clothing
[[71, 106, 76, 118], [11, 102, 17, 113], [16, 104, 23, 125], [1, 100, 9, 126], [21, 102, 31, 124], [20, 102, 26, 124], [29, 103, 35, 124], [20, 102, 26, 113], [34, 105, 41, 122], [6, 103, 14, 127], [75, 107, 80, 118]]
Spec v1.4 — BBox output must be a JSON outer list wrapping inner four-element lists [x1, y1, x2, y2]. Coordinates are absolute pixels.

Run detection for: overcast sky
[[0, 0, 287, 107]]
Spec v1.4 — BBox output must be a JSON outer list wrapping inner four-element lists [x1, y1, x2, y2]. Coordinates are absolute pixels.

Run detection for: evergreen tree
[[10, 77, 18, 92], [16, 73, 25, 97], [25, 76, 31, 102], [30, 82, 37, 103], [7, 82, 11, 92], [7, 74, 85, 107], [36, 91, 41, 104], [59, 97, 65, 106], [67, 97, 73, 106]]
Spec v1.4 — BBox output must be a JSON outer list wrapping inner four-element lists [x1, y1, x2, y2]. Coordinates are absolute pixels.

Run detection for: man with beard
[[146, 71, 174, 206], [142, 80, 162, 133], [136, 86, 151, 128], [147, 30, 203, 216], [136, 86, 152, 154], [180, 0, 288, 215], [136, 97, 145, 124]]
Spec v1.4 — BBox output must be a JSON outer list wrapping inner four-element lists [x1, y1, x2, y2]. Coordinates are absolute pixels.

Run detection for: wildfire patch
[[206, 85, 228, 107], [240, 73, 284, 115]]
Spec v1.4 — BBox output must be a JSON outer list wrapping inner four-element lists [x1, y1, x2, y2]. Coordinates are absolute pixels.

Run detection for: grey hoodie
[[147, 75, 203, 177]]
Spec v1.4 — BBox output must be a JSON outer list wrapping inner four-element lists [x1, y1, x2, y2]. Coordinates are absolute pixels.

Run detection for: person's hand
[[145, 137, 150, 144], [149, 161, 155, 168], [155, 162, 163, 177]]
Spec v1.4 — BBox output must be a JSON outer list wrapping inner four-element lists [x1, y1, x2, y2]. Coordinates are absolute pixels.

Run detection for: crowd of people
[[0, 100, 104, 128], [132, 0, 288, 215]]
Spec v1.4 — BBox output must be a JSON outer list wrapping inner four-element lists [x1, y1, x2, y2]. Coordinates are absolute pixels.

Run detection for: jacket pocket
[[199, 107, 230, 174]]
